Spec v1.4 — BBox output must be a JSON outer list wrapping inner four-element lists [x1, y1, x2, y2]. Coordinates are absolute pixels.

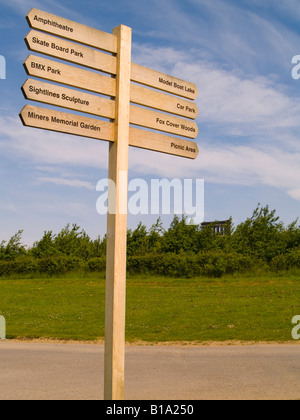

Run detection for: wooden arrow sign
[[20, 105, 115, 142], [130, 106, 199, 139], [23, 55, 199, 121], [25, 35, 199, 120], [129, 127, 199, 159], [20, 105, 199, 159], [26, 8, 117, 53], [131, 63, 198, 100], [22, 79, 116, 119], [24, 55, 116, 97], [26, 30, 198, 105], [131, 84, 198, 120], [25, 30, 117, 75], [26, 10, 198, 104], [22, 78, 198, 139]]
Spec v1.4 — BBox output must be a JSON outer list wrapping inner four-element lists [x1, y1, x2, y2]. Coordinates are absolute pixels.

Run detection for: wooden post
[[0, 316, 5, 340], [104, 25, 132, 401]]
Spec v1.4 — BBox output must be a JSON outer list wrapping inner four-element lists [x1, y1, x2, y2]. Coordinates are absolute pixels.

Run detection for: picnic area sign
[[20, 9, 199, 400]]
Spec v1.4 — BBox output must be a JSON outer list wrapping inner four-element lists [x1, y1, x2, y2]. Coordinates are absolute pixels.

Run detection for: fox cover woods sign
[[20, 8, 199, 400]]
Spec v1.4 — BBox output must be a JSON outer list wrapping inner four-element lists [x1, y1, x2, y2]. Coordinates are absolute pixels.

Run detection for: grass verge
[[0, 271, 299, 343]]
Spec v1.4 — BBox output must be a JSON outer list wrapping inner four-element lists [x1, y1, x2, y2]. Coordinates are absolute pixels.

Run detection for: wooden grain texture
[[131, 83, 198, 120], [24, 55, 116, 97], [130, 105, 198, 139], [22, 79, 115, 119], [19, 105, 114, 142], [23, 74, 196, 121], [20, 98, 198, 159], [129, 127, 199, 159], [131, 62, 198, 100], [24, 39, 198, 120], [104, 25, 132, 402], [27, 8, 117, 53], [25, 30, 117, 75], [22, 79, 198, 141], [25, 11, 199, 120]]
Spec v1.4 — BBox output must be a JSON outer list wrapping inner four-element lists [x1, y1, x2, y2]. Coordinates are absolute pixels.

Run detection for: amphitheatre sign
[[20, 8, 199, 400]]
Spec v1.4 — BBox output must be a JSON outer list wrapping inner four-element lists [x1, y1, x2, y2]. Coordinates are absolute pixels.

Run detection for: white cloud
[[197, 144, 300, 191], [0, 200, 19, 214], [183, 61, 296, 128], [36, 177, 94, 190], [129, 140, 300, 203], [287, 189, 300, 201], [133, 43, 300, 133], [0, 115, 109, 169]]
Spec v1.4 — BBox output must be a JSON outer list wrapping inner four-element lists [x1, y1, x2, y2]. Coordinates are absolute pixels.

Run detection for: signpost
[[20, 8, 199, 400], [0, 316, 5, 340]]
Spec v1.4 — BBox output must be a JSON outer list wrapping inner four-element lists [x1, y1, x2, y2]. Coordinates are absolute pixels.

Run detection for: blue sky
[[0, 0, 300, 246]]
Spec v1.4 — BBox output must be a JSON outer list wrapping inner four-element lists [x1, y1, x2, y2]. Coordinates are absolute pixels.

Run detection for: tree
[[0, 230, 26, 260], [127, 222, 149, 256], [162, 215, 199, 254], [31, 231, 55, 258], [284, 219, 300, 251], [148, 218, 165, 253], [231, 204, 285, 261]]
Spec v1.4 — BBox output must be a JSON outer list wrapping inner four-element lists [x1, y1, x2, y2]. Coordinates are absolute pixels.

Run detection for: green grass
[[0, 271, 299, 343]]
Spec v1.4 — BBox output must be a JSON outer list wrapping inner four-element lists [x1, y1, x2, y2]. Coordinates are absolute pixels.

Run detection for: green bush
[[0, 258, 38, 276], [271, 250, 300, 272], [126, 251, 257, 278], [1, 204, 300, 278], [85, 258, 106, 273], [37, 256, 83, 275], [0, 261, 13, 276]]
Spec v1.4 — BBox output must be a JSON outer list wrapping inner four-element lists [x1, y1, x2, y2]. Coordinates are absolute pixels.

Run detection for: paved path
[[0, 341, 299, 400]]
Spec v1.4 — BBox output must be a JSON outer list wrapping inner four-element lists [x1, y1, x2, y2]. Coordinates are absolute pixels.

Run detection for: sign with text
[[130, 106, 199, 139], [20, 105, 115, 142], [26, 8, 118, 53], [131, 83, 198, 119], [129, 127, 199, 159], [25, 30, 117, 75], [20, 8, 200, 401], [131, 63, 198, 100], [20, 104, 199, 159], [24, 55, 116, 97], [22, 79, 198, 139], [25, 11, 199, 120], [22, 79, 116, 119]]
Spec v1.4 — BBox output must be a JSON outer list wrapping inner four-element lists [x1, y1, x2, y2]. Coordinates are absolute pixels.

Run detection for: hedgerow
[[0, 205, 299, 278]]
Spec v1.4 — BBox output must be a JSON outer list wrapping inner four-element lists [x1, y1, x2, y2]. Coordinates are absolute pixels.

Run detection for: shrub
[[37, 256, 83, 275], [85, 258, 106, 273], [271, 250, 300, 272]]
